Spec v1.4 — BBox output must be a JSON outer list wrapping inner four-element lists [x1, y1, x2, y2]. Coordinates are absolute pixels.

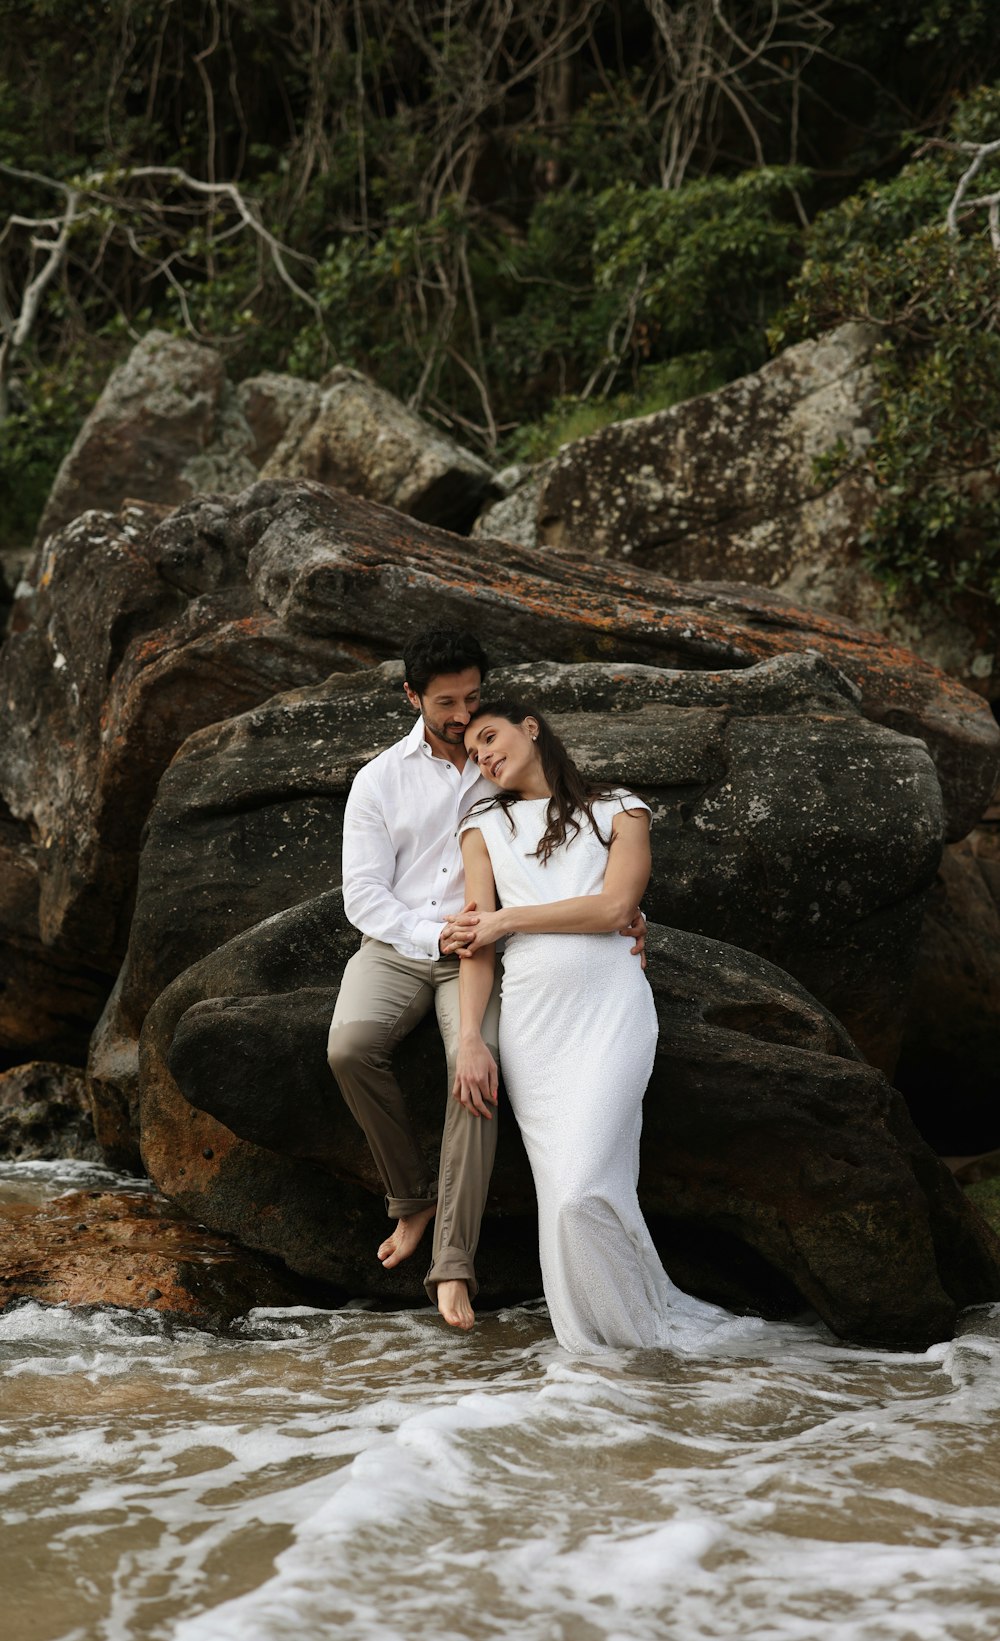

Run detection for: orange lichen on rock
[[0, 1187, 319, 1321]]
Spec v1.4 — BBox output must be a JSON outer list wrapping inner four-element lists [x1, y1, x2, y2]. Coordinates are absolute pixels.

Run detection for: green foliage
[[774, 84, 1000, 612], [592, 168, 808, 363], [0, 354, 108, 547], [965, 1177, 1000, 1237], [4, 2, 1000, 556]]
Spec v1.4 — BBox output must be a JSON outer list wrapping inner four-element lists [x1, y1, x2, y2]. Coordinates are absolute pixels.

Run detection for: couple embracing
[[327, 627, 738, 1354]]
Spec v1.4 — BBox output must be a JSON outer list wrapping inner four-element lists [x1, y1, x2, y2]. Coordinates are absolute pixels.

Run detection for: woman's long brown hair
[[466, 699, 621, 864]]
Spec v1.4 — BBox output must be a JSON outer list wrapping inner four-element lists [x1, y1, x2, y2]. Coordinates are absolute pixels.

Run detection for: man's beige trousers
[[327, 936, 501, 1299]]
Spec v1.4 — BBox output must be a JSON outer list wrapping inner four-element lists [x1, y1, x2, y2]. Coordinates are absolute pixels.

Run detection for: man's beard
[[426, 716, 466, 745]]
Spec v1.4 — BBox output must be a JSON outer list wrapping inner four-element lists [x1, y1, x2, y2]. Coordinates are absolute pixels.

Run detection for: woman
[[451, 699, 750, 1354]]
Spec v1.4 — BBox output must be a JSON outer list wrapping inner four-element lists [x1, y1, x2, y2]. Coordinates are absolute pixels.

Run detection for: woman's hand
[[450, 907, 508, 955], [619, 905, 647, 969], [452, 1036, 499, 1118]]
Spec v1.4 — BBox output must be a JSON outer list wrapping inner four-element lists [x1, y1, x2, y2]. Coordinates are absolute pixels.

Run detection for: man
[[328, 627, 498, 1331], [328, 626, 646, 1330]]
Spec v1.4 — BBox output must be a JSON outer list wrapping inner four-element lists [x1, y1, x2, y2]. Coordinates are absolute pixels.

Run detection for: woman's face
[[464, 714, 539, 789]]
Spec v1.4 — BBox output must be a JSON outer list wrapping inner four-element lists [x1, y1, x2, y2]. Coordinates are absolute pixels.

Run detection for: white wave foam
[[3, 1300, 1000, 1641]]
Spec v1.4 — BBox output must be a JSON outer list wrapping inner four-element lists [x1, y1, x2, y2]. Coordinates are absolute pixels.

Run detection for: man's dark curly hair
[[403, 627, 489, 696]]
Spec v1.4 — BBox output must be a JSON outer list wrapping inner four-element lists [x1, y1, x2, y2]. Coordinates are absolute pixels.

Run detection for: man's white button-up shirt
[[341, 716, 495, 961]]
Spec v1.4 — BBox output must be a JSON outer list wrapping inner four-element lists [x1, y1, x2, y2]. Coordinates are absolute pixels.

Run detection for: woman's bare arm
[[454, 810, 651, 953], [452, 828, 500, 1117]]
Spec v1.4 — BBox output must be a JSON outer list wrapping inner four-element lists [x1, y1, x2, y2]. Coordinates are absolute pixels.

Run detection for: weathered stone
[[534, 324, 999, 698], [0, 1062, 100, 1162], [236, 373, 320, 467], [199, 478, 993, 839], [260, 366, 498, 531], [0, 500, 367, 962], [34, 332, 258, 547], [639, 925, 1000, 1346], [0, 803, 112, 1067], [137, 889, 1000, 1347], [0, 1186, 331, 1323], [99, 656, 943, 1116], [4, 479, 995, 990], [895, 827, 1000, 1153], [472, 462, 548, 547]]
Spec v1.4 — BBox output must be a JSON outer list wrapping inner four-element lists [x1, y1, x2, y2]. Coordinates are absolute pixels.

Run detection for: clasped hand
[[442, 903, 648, 966]]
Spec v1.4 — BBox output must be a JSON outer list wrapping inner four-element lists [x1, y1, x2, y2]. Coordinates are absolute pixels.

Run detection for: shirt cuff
[[416, 919, 444, 959]]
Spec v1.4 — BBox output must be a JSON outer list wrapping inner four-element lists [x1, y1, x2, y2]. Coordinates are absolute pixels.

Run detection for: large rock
[[0, 500, 362, 963], [136, 887, 1000, 1348], [168, 479, 997, 837], [0, 1186, 331, 1323], [22, 335, 495, 598], [472, 462, 550, 546], [95, 654, 943, 1150], [33, 332, 259, 547], [895, 823, 1000, 1153], [3, 477, 996, 1070], [260, 366, 498, 532], [0, 803, 112, 1067], [235, 373, 319, 468], [0, 1062, 100, 1162], [530, 324, 998, 698]]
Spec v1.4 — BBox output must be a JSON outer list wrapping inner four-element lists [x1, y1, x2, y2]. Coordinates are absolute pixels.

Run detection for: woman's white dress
[[461, 793, 754, 1355]]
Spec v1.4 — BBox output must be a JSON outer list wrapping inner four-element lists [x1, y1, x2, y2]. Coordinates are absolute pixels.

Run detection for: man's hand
[[452, 1036, 499, 1118], [440, 900, 476, 956], [446, 906, 506, 956], [619, 905, 647, 970]]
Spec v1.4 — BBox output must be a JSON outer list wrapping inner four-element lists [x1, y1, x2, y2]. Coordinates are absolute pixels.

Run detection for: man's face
[[404, 667, 483, 751]]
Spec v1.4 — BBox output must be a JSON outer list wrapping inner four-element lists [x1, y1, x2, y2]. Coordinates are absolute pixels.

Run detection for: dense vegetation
[[2, 0, 1000, 609]]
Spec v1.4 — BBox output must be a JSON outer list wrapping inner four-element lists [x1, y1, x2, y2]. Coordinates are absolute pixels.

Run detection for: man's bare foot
[[437, 1279, 475, 1330], [378, 1205, 436, 1270]]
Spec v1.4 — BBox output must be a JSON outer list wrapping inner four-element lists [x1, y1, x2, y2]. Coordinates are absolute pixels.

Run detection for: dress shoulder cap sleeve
[[458, 809, 488, 837], [602, 790, 652, 822]]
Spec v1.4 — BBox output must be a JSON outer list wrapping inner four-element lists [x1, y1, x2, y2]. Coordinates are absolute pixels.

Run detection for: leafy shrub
[[773, 85, 1000, 610]]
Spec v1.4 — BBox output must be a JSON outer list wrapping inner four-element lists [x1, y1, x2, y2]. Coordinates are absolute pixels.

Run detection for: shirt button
[[442, 867, 447, 873], [431, 900, 437, 906]]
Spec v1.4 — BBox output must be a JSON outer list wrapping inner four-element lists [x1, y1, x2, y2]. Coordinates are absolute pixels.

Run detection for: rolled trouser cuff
[[386, 1193, 437, 1219], [424, 1247, 479, 1302]]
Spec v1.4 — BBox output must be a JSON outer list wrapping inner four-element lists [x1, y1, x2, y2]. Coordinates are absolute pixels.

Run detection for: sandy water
[[2, 1163, 1000, 1641]]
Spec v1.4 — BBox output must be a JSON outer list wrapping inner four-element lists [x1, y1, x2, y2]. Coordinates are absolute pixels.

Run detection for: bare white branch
[[0, 159, 325, 416]]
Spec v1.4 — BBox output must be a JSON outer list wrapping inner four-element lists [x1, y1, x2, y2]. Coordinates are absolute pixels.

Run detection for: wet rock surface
[[0, 1062, 100, 1162], [0, 1185, 330, 1324], [136, 890, 1000, 1347]]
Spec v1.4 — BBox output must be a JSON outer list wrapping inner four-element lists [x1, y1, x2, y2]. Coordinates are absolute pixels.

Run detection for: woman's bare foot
[[378, 1205, 436, 1269], [437, 1279, 475, 1330]]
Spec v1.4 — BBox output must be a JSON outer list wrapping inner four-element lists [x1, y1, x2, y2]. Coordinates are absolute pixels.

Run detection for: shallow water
[[3, 1163, 1000, 1641]]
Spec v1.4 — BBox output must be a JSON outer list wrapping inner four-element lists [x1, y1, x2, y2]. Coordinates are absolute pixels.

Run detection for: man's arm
[[453, 810, 652, 951], [341, 774, 442, 958]]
